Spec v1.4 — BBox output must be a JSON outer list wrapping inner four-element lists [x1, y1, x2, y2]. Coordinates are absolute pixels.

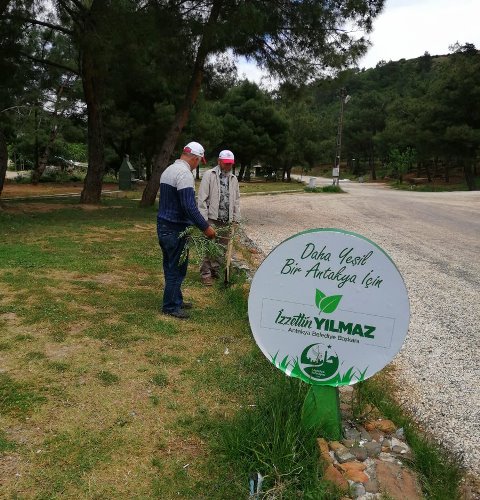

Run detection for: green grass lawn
[[390, 179, 480, 191], [0, 198, 340, 499], [0, 197, 462, 499]]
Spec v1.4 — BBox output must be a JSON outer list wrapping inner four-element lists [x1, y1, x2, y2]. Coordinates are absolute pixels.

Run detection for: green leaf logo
[[315, 289, 342, 314], [315, 289, 326, 309]]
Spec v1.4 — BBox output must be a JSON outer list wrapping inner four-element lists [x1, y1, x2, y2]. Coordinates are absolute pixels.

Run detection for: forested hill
[[1, 0, 478, 196], [287, 44, 479, 188]]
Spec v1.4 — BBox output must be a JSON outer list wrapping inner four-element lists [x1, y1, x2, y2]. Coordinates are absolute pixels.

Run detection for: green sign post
[[302, 385, 342, 439], [248, 229, 410, 439]]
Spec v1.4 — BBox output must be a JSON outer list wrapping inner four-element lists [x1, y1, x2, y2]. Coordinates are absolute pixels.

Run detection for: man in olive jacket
[[197, 149, 240, 285]]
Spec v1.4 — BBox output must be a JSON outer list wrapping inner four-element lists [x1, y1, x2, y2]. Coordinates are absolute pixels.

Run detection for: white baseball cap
[[183, 141, 206, 164], [218, 149, 235, 164]]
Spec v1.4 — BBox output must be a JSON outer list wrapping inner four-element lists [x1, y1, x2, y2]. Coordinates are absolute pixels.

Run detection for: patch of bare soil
[[1, 202, 122, 214], [0, 453, 25, 491], [165, 435, 206, 459], [1, 182, 118, 198], [77, 225, 155, 244], [42, 269, 143, 291], [0, 312, 19, 323], [44, 343, 81, 361]]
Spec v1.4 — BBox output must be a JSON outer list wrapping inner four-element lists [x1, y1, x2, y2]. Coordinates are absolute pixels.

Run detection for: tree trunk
[[80, 45, 105, 204], [0, 129, 8, 197], [32, 124, 60, 184], [463, 162, 476, 191], [238, 162, 246, 181], [282, 165, 291, 182], [146, 160, 151, 181], [139, 1, 222, 207], [424, 161, 432, 182], [34, 105, 39, 178], [369, 156, 376, 181]]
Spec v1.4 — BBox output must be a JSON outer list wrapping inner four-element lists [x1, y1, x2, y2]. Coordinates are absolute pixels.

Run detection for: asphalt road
[[242, 179, 480, 475]]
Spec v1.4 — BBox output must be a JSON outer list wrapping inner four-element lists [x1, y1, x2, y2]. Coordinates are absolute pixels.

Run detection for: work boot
[[181, 302, 193, 310], [163, 309, 189, 320]]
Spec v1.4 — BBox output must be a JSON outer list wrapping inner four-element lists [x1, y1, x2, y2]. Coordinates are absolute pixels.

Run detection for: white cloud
[[236, 58, 265, 83], [235, 0, 480, 83], [359, 0, 480, 68], [235, 57, 279, 89]]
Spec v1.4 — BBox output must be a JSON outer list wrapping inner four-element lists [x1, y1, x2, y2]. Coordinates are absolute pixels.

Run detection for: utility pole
[[332, 88, 350, 186]]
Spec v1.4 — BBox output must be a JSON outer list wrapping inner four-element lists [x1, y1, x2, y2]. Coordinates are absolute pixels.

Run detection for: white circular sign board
[[248, 229, 410, 386]]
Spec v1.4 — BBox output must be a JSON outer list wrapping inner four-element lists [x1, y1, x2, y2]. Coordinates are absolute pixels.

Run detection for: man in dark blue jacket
[[157, 141, 216, 319]]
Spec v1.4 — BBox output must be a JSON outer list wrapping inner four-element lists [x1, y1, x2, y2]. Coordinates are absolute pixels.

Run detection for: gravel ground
[[241, 178, 480, 476]]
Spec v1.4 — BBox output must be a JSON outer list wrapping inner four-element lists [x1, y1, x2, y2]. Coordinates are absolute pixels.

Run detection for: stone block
[[329, 441, 345, 452], [358, 426, 372, 441], [323, 464, 349, 492], [345, 469, 369, 483], [335, 449, 356, 463], [317, 438, 333, 464], [375, 460, 422, 500], [364, 421, 376, 432], [365, 479, 379, 493], [351, 482, 367, 498], [378, 452, 398, 463], [364, 441, 382, 458], [351, 446, 368, 461], [369, 430, 385, 442], [338, 461, 367, 473], [342, 439, 356, 448], [375, 419, 396, 434], [344, 427, 362, 441]]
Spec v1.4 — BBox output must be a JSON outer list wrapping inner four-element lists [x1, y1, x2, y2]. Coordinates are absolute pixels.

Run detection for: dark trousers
[[200, 219, 228, 279], [157, 223, 188, 313]]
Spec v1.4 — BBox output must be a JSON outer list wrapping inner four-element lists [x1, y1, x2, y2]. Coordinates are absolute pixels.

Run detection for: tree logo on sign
[[300, 343, 339, 381]]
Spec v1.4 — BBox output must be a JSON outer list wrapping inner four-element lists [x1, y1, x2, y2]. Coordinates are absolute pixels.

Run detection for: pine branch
[[1, 13, 74, 35], [179, 225, 232, 265], [19, 51, 79, 75]]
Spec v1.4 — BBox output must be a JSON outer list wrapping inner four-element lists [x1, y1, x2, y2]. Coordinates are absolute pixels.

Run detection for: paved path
[[242, 179, 480, 475]]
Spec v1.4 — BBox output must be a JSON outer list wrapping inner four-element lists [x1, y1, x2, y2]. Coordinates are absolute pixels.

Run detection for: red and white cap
[[218, 149, 235, 164], [183, 141, 206, 164]]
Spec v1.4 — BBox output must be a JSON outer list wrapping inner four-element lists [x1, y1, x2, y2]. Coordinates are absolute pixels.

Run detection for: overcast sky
[[237, 0, 480, 83], [359, 0, 480, 68]]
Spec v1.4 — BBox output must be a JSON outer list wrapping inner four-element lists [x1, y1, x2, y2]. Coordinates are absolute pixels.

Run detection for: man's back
[[158, 159, 207, 231]]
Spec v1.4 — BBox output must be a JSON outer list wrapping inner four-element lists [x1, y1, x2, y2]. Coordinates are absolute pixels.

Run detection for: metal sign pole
[[332, 88, 349, 186]]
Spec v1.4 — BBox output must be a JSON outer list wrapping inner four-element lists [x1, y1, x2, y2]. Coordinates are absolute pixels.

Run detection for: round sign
[[248, 229, 410, 386]]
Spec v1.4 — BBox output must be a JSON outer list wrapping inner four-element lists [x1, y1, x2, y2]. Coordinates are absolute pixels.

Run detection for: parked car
[[51, 156, 76, 170]]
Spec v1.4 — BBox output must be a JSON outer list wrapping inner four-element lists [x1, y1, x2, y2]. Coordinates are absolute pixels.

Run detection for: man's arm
[[178, 187, 209, 231], [177, 171, 215, 238]]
